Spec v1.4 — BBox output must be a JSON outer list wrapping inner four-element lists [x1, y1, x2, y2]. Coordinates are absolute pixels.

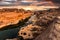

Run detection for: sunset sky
[[0, 0, 59, 6]]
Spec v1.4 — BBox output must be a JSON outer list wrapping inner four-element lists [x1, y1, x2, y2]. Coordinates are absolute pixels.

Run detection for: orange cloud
[[22, 0, 37, 1]]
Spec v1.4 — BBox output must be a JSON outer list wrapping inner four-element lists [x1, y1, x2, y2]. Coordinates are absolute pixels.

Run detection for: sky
[[0, 0, 41, 6], [1, 0, 36, 1], [0, 0, 60, 6]]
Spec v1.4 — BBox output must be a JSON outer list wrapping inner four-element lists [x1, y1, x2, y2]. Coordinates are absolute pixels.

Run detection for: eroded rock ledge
[[18, 7, 60, 40]]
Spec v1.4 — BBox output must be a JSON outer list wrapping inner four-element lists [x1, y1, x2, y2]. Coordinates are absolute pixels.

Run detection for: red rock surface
[[0, 10, 32, 28]]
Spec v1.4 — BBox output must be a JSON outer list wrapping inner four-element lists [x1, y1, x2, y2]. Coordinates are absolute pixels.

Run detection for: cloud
[[21, 0, 38, 1], [30, 1, 55, 6], [0, 0, 58, 6]]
